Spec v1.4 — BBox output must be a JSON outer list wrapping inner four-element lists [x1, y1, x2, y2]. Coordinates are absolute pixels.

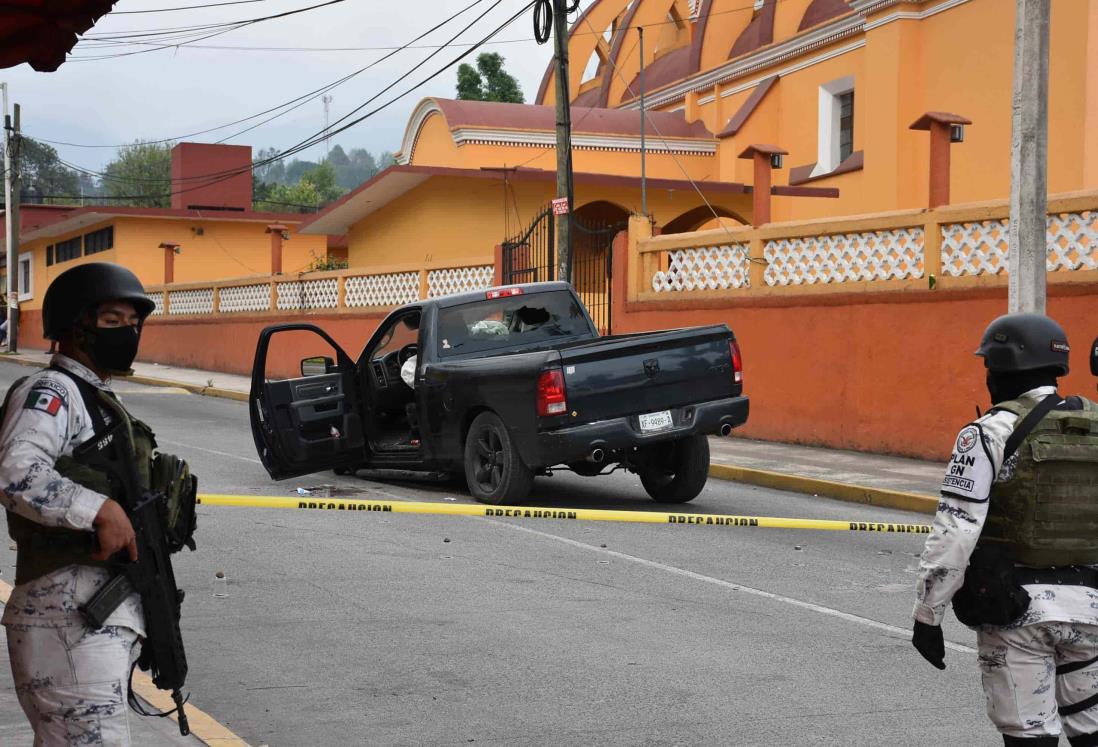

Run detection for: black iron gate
[[502, 206, 624, 334]]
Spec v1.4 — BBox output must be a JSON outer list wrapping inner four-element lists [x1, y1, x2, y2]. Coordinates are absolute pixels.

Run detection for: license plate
[[638, 410, 674, 433]]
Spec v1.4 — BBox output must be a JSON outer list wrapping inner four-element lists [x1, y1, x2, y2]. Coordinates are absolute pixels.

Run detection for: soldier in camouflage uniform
[[912, 313, 1098, 746], [1, 263, 155, 746]]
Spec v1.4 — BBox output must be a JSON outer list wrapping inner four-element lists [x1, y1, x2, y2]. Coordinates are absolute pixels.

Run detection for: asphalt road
[[0, 360, 1003, 747]]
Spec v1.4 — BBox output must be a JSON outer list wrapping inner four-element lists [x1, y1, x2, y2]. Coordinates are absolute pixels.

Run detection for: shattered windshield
[[436, 291, 592, 357]]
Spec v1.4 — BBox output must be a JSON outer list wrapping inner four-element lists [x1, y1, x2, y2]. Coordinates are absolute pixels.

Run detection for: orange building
[[302, 0, 1098, 269], [1, 143, 340, 341]]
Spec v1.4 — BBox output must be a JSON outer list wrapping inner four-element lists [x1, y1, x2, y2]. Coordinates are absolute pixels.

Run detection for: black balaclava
[[75, 313, 142, 375], [986, 366, 1061, 405]]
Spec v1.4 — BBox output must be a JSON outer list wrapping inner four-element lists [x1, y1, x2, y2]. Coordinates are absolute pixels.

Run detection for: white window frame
[[16, 251, 32, 302], [812, 76, 855, 178]]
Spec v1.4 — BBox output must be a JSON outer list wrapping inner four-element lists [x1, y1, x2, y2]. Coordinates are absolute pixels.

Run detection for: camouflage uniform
[[0, 354, 143, 746], [915, 385, 1098, 742]]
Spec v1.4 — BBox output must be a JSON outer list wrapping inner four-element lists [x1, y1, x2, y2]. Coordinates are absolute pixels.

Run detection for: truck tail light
[[487, 287, 524, 299], [537, 368, 567, 416], [729, 340, 743, 385]]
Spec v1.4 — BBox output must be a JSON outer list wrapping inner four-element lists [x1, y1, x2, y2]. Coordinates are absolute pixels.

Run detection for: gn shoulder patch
[[23, 379, 68, 417]]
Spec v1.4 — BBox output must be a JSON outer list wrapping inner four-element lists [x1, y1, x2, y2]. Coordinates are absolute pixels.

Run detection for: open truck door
[[250, 324, 367, 480]]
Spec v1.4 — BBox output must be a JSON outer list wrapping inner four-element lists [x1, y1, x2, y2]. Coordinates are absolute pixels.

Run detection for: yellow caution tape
[[197, 494, 931, 533]]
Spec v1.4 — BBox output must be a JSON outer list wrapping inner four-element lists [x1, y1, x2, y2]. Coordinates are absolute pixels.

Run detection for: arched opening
[[660, 205, 747, 235], [572, 201, 630, 333]]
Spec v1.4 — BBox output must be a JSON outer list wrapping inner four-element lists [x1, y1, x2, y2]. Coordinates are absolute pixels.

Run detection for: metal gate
[[502, 206, 623, 334]]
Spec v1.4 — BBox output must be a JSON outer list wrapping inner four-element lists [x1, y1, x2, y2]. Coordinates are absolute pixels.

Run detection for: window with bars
[[84, 226, 113, 255], [838, 90, 854, 163], [46, 245, 54, 266], [55, 237, 82, 263]]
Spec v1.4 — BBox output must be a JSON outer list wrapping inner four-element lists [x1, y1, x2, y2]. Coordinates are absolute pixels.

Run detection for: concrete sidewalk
[[2, 350, 942, 514]]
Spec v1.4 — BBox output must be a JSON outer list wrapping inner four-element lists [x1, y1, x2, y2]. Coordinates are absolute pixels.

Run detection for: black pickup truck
[[249, 282, 748, 505]]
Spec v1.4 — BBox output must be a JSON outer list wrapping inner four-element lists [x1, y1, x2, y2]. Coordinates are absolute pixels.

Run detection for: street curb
[[0, 354, 249, 402], [707, 463, 938, 515]]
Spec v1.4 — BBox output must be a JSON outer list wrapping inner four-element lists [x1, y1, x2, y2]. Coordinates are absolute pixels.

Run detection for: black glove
[[911, 621, 946, 670]]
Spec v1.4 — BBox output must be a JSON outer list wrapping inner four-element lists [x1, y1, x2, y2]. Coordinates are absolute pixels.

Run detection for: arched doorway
[[660, 205, 747, 235], [573, 201, 629, 333]]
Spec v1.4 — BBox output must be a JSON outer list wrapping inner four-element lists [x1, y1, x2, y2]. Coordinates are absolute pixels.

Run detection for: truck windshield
[[436, 291, 592, 357]]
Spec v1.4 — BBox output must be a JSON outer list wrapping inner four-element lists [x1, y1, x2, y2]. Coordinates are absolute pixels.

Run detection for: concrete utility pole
[[552, 0, 575, 284], [1, 83, 12, 353], [4, 99, 19, 353], [638, 26, 647, 216], [322, 95, 333, 160], [1008, 0, 1051, 313]]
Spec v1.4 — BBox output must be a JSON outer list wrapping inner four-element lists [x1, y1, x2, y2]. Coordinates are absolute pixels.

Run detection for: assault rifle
[[76, 394, 191, 736]]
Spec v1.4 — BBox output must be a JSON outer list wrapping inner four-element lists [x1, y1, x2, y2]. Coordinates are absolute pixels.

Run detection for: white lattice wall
[[940, 219, 1009, 277], [167, 288, 214, 315], [652, 245, 750, 292], [146, 292, 165, 316], [940, 211, 1098, 277], [764, 228, 925, 286], [276, 278, 339, 310], [218, 284, 271, 313], [427, 265, 494, 297], [344, 273, 419, 307]]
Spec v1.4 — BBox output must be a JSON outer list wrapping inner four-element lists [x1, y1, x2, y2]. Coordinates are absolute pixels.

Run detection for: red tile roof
[[432, 98, 712, 139]]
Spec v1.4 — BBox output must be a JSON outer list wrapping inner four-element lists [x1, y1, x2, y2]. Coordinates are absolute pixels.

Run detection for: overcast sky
[[6, 0, 556, 172]]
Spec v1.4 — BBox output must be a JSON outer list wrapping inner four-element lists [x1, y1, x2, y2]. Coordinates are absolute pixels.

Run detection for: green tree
[[19, 139, 80, 202], [102, 140, 173, 207], [456, 53, 524, 103], [257, 161, 344, 212]]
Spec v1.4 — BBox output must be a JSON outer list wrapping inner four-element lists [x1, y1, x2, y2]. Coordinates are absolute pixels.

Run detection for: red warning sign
[[551, 197, 570, 215]]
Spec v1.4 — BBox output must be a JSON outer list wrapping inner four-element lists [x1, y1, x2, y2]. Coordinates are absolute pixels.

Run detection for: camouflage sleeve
[[912, 413, 1013, 625], [0, 374, 107, 531]]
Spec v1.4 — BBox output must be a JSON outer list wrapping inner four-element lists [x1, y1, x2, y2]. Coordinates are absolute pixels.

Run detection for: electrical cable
[[32, 0, 492, 149], [37, 1, 537, 203], [112, 0, 271, 13]]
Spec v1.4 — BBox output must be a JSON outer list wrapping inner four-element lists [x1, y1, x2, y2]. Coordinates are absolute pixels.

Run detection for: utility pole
[[1007, 0, 1050, 313], [551, 0, 575, 284], [3, 95, 19, 353], [1, 83, 11, 353], [638, 26, 647, 216], [322, 95, 333, 160]]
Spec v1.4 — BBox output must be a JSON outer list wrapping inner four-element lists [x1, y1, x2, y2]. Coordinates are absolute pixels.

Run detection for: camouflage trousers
[[978, 622, 1098, 741], [6, 623, 140, 746]]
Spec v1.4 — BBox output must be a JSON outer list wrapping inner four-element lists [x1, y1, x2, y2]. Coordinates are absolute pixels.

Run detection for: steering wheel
[[398, 343, 418, 365]]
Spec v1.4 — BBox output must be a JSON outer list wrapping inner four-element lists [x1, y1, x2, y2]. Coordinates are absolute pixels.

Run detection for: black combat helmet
[[975, 313, 1070, 375], [42, 262, 155, 340]]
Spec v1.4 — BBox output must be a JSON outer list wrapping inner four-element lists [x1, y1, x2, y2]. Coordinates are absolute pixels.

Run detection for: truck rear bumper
[[534, 395, 749, 468]]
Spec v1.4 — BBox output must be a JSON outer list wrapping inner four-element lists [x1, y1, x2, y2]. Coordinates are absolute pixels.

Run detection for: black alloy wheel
[[463, 411, 533, 505]]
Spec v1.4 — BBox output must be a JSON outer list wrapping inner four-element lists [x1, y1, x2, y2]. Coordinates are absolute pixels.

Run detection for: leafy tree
[[102, 140, 173, 207], [456, 53, 524, 103], [19, 138, 80, 201], [257, 161, 344, 212], [327, 144, 350, 167]]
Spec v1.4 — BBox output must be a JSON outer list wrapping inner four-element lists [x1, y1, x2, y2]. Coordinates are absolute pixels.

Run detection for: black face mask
[[84, 325, 141, 374], [986, 368, 1060, 405]]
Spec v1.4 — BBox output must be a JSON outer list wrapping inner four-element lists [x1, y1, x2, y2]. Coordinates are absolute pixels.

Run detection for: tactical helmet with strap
[[975, 313, 1070, 375], [42, 262, 155, 341]]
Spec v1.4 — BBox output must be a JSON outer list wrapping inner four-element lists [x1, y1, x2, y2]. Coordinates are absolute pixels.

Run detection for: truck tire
[[639, 435, 710, 503], [464, 412, 534, 505]]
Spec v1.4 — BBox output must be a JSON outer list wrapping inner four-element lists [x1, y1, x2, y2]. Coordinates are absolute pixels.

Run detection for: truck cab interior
[[363, 310, 421, 452]]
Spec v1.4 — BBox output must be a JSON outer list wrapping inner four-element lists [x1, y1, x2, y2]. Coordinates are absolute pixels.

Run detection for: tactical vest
[[1, 369, 196, 585], [981, 396, 1098, 567]]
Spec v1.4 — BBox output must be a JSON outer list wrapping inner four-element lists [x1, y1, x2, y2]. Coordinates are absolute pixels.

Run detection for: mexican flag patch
[[24, 388, 64, 417]]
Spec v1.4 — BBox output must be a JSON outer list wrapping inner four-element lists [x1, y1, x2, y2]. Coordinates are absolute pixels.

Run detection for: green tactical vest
[[982, 396, 1098, 567], [2, 373, 195, 585]]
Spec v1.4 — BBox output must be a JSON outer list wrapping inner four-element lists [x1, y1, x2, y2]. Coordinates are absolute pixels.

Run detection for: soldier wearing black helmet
[[0, 262, 161, 744], [912, 313, 1098, 746]]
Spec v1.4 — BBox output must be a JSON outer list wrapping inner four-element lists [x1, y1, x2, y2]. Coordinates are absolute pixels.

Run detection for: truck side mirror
[[301, 356, 335, 377]]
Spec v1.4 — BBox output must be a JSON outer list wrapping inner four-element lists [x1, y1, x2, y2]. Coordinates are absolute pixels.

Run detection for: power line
[[111, 0, 271, 13], [31, 0, 492, 149], [39, 1, 537, 204]]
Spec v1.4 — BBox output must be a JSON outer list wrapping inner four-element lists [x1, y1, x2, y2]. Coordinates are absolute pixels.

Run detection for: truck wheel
[[464, 412, 534, 505], [639, 435, 710, 503]]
